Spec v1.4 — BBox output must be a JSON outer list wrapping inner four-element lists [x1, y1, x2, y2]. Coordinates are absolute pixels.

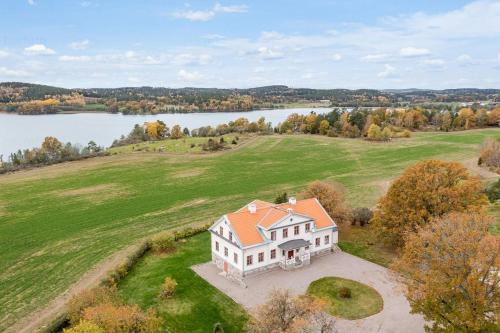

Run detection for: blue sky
[[0, 0, 499, 89]]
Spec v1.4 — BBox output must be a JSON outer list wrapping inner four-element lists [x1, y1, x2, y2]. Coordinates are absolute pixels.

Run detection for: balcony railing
[[279, 253, 310, 270]]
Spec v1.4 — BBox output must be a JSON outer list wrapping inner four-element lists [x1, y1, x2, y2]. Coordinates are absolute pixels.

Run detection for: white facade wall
[[210, 220, 244, 274]]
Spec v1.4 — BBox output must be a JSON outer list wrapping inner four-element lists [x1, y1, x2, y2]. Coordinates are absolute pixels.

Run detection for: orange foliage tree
[[372, 160, 487, 247], [83, 304, 163, 333], [300, 180, 351, 224], [393, 212, 499, 333]]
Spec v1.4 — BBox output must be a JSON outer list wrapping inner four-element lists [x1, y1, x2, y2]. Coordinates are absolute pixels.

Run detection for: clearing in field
[[0, 129, 498, 332]]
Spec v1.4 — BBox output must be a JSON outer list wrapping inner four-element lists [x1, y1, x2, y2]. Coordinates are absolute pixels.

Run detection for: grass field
[[118, 232, 248, 333], [307, 277, 384, 320], [0, 129, 498, 331]]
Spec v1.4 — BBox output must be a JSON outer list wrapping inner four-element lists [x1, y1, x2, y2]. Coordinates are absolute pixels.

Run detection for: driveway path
[[193, 252, 426, 333]]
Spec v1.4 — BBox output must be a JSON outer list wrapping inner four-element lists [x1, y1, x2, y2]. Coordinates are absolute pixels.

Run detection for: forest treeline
[[1, 82, 500, 115]]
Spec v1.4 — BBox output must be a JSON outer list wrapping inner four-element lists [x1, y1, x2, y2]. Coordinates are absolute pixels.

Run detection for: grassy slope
[[118, 232, 247, 333], [0, 129, 498, 330], [108, 135, 240, 154]]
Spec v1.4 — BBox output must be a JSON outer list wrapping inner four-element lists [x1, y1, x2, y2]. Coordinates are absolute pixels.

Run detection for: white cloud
[[128, 77, 140, 83], [399, 47, 430, 57], [80, 1, 92, 7], [173, 2, 248, 21], [69, 39, 90, 50], [143, 56, 161, 65], [24, 44, 56, 55], [423, 59, 445, 65], [497, 53, 500, 61], [27, 0, 35, 5], [457, 54, 472, 62], [172, 53, 212, 65], [0, 67, 30, 77], [178, 69, 203, 82], [377, 64, 397, 78], [331, 53, 342, 61], [125, 51, 136, 59], [361, 54, 388, 62], [257, 47, 284, 60], [0, 50, 9, 58], [59, 55, 91, 62]]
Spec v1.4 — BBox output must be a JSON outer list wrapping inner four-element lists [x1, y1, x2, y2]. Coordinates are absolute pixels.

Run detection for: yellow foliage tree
[[170, 125, 183, 139], [144, 121, 167, 140]]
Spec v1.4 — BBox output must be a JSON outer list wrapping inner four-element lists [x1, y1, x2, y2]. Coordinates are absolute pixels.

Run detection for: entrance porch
[[278, 239, 311, 270]]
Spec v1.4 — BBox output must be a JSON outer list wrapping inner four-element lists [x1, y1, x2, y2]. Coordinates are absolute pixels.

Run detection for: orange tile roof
[[225, 198, 335, 247]]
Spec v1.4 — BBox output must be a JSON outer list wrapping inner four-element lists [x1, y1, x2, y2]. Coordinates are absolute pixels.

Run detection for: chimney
[[287, 208, 293, 214], [248, 203, 257, 214], [288, 197, 297, 205]]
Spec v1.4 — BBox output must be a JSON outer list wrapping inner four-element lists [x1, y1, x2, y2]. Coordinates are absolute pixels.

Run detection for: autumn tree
[[170, 124, 183, 139], [488, 108, 500, 125], [366, 124, 382, 141], [300, 181, 351, 224], [41, 136, 63, 159], [247, 289, 336, 333], [372, 160, 488, 247], [144, 120, 167, 140], [63, 320, 104, 333], [319, 119, 329, 135], [67, 287, 118, 326], [478, 138, 500, 170], [393, 212, 499, 333], [83, 304, 163, 333]]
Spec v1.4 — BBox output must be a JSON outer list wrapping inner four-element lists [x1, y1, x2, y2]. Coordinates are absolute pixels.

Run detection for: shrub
[[67, 287, 118, 326], [151, 232, 176, 253], [231, 139, 237, 145], [478, 138, 500, 170], [351, 207, 373, 226], [83, 304, 163, 333], [160, 277, 177, 298], [338, 287, 351, 299], [63, 320, 105, 333], [274, 192, 288, 204], [190, 143, 196, 148], [202, 138, 226, 151], [486, 179, 500, 202], [213, 322, 224, 333]]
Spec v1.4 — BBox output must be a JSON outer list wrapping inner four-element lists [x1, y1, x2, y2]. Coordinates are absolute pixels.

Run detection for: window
[[215, 241, 219, 251], [234, 253, 238, 264], [283, 228, 288, 238], [325, 235, 330, 245], [258, 252, 264, 262], [305, 246, 309, 251], [270, 249, 276, 259], [247, 255, 253, 266], [294, 225, 299, 235], [271, 230, 276, 241], [229, 231, 233, 242], [219, 226, 223, 236], [305, 223, 310, 232], [315, 237, 320, 247], [224, 247, 228, 257], [282, 250, 285, 256]]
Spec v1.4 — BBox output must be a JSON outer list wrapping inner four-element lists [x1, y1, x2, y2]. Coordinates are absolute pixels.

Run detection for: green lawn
[[118, 232, 247, 333], [108, 135, 240, 154], [307, 277, 384, 320], [0, 128, 498, 330]]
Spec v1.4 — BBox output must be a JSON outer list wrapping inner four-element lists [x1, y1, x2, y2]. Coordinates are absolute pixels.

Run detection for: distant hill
[[1, 81, 499, 106]]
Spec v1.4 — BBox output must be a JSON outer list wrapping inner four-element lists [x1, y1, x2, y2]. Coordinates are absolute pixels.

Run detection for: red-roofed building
[[209, 197, 339, 277]]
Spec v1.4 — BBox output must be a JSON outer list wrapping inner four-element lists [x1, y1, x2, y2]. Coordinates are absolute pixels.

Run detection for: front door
[[223, 261, 228, 272], [287, 250, 294, 259]]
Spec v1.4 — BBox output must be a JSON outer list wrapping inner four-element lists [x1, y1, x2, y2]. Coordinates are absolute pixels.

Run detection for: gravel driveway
[[192, 252, 426, 333]]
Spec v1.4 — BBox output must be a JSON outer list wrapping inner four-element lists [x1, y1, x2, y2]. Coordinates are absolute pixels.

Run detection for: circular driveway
[[193, 252, 426, 333]]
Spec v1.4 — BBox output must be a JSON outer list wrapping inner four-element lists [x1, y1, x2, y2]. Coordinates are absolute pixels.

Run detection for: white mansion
[[209, 197, 339, 277]]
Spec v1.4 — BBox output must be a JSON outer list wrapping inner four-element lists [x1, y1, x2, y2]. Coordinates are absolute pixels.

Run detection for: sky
[[0, 0, 499, 89]]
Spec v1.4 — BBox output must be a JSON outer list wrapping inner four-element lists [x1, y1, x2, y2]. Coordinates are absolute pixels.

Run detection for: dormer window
[[219, 226, 223, 236], [283, 228, 288, 238], [229, 231, 233, 242], [305, 223, 311, 232], [271, 230, 276, 241], [294, 225, 299, 235]]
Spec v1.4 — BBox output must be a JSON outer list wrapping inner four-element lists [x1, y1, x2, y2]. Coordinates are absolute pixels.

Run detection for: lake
[[0, 108, 330, 158]]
